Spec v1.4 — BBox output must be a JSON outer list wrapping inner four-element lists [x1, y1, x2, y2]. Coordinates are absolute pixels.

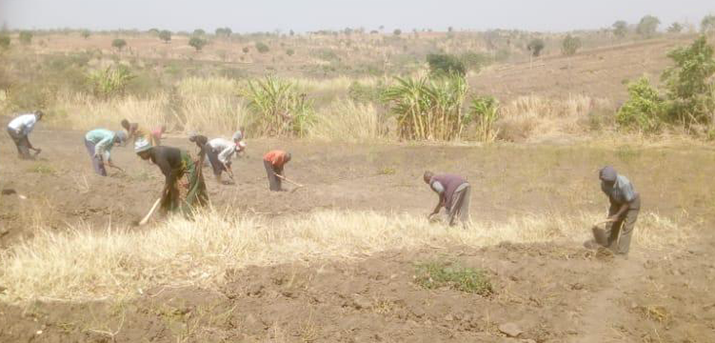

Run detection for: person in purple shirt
[[423, 171, 471, 227]]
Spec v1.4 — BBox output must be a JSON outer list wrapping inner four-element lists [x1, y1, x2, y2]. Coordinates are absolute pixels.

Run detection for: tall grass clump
[[175, 77, 247, 134], [382, 74, 468, 140], [241, 76, 315, 137], [52, 92, 169, 130], [87, 65, 135, 99], [470, 96, 500, 142], [309, 99, 385, 142]]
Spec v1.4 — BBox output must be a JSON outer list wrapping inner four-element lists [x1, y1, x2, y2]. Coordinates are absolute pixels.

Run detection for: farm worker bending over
[[424, 171, 471, 227], [135, 139, 208, 215], [206, 131, 247, 185], [595, 166, 640, 255], [121, 119, 161, 147], [6, 110, 43, 160], [84, 129, 127, 176], [263, 150, 291, 191]]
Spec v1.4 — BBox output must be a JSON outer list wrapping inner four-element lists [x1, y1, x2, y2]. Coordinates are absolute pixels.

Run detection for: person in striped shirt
[[263, 150, 291, 191]]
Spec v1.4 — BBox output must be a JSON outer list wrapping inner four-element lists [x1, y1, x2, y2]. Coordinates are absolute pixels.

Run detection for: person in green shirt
[[84, 129, 127, 176]]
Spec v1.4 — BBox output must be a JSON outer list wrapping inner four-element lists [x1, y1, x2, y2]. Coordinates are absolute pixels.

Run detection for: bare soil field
[[1, 119, 715, 342]]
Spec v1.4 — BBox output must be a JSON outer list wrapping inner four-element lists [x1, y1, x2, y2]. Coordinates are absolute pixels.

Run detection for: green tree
[[188, 36, 207, 52], [81, 29, 91, 39], [158, 30, 171, 43], [112, 38, 127, 51], [256, 42, 270, 53], [426, 53, 466, 77], [527, 38, 545, 57], [613, 20, 628, 38], [286, 48, 295, 56], [393, 29, 402, 36], [636, 15, 660, 38], [661, 35, 715, 126], [193, 29, 205, 36], [702, 15, 715, 34], [561, 34, 582, 56], [215, 27, 232, 37], [617, 77, 665, 133], [667, 22, 683, 33], [0, 35, 10, 50], [18, 31, 32, 44]]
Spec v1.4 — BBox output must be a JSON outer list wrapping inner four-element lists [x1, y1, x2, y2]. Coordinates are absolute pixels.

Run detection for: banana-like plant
[[241, 76, 314, 137]]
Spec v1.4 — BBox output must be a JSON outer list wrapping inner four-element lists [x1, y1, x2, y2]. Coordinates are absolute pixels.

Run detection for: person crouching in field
[[205, 131, 246, 185], [135, 139, 208, 214], [594, 166, 641, 256], [263, 150, 291, 191], [121, 119, 162, 147], [6, 110, 43, 160], [84, 129, 127, 176], [424, 171, 471, 227]]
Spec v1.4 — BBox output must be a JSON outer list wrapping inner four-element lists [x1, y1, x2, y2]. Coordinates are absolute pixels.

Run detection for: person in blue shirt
[[84, 129, 127, 176], [595, 166, 641, 255]]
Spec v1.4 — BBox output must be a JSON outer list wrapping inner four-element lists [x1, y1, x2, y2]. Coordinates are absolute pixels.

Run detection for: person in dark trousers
[[263, 150, 291, 191], [6, 110, 44, 159], [205, 132, 246, 185], [424, 171, 471, 227], [84, 129, 127, 176], [595, 166, 641, 255], [135, 139, 208, 215]]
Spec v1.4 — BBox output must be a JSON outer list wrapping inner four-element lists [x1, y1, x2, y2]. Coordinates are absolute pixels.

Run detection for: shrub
[[661, 35, 715, 126], [527, 38, 545, 57], [255, 42, 270, 53], [111, 38, 127, 51], [414, 261, 493, 295], [470, 96, 500, 142], [667, 23, 683, 34], [189, 36, 207, 52], [382, 74, 468, 140], [562, 34, 582, 56], [637, 15, 660, 38], [393, 29, 402, 36], [19, 31, 32, 45], [215, 27, 232, 37], [616, 77, 665, 133], [426, 53, 466, 77], [286, 48, 295, 56], [87, 65, 135, 99], [613, 21, 628, 38], [242, 46, 250, 54], [702, 15, 715, 34], [0, 35, 9, 50], [241, 76, 315, 137], [193, 29, 205, 36], [158, 30, 171, 43], [80, 30, 91, 39], [460, 52, 491, 72], [348, 81, 384, 104]]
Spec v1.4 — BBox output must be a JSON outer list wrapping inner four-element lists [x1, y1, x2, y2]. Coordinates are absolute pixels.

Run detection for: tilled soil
[[2, 122, 715, 342]]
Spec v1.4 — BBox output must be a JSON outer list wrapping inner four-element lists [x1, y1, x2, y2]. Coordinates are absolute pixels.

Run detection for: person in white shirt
[[6, 111, 44, 160], [205, 131, 246, 185]]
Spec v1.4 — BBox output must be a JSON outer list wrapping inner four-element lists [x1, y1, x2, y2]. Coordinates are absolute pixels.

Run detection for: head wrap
[[599, 166, 617, 182], [232, 131, 243, 142], [134, 138, 152, 153]]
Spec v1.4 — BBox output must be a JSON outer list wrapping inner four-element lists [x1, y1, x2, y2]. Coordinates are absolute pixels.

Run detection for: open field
[[1, 119, 715, 342]]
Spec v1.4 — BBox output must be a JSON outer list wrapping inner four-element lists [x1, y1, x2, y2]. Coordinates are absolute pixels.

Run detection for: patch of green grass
[[27, 163, 56, 175], [378, 166, 396, 175], [414, 260, 493, 295]]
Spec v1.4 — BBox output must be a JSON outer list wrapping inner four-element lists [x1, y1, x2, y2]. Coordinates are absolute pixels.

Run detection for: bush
[[613, 21, 628, 38], [617, 77, 665, 133], [393, 29, 402, 36], [382, 74, 468, 140], [242, 46, 250, 54], [527, 38, 545, 57], [702, 15, 715, 34], [0, 35, 9, 50], [19, 31, 32, 45], [667, 23, 683, 34], [215, 27, 232, 37], [193, 29, 205, 36], [661, 35, 715, 126], [80, 30, 91, 39], [112, 38, 127, 51], [426, 53, 466, 77], [285, 48, 295, 56], [241, 76, 314, 137], [460, 52, 491, 72], [255, 42, 270, 53], [348, 81, 384, 104], [469, 96, 500, 142], [562, 34, 582, 56], [158, 30, 171, 43], [188, 36, 207, 52], [87, 65, 135, 99], [637, 15, 660, 38]]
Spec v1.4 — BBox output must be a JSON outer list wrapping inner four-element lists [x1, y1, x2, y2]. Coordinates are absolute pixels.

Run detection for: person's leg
[[7, 128, 23, 156], [206, 149, 223, 180], [275, 166, 284, 191], [264, 160, 279, 191], [458, 185, 471, 226], [85, 139, 106, 176], [17, 134, 32, 159], [603, 203, 620, 247], [616, 208, 639, 255]]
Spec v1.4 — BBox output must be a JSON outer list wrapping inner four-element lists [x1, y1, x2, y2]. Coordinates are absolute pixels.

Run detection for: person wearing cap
[[135, 139, 208, 214], [263, 150, 291, 191], [596, 166, 641, 255], [423, 171, 471, 227], [6, 110, 44, 160], [84, 128, 127, 176], [205, 131, 247, 185]]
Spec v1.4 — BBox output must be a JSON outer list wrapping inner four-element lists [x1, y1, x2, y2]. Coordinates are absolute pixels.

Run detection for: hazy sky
[[1, 0, 713, 33]]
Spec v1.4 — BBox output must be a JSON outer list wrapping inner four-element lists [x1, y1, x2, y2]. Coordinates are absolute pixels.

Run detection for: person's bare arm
[[429, 194, 446, 218], [608, 202, 630, 222]]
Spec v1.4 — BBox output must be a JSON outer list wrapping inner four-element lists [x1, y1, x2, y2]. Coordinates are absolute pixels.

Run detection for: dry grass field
[[1, 29, 715, 342]]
